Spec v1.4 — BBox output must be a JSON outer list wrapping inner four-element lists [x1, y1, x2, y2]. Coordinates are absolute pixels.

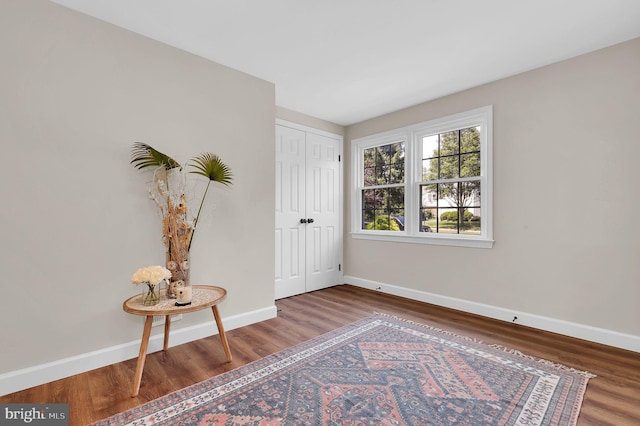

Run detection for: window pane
[[438, 182, 457, 204], [419, 208, 436, 232], [367, 213, 403, 231], [436, 207, 460, 234], [439, 206, 482, 235], [440, 131, 459, 155], [460, 152, 480, 178], [421, 184, 437, 207], [362, 187, 404, 231], [422, 135, 439, 158], [420, 185, 437, 232], [459, 180, 481, 207], [363, 147, 382, 186], [422, 130, 480, 181], [387, 187, 404, 211], [385, 142, 405, 184], [422, 158, 436, 182], [420, 182, 481, 234], [364, 142, 404, 186], [436, 182, 458, 234], [439, 155, 459, 179], [362, 188, 382, 210], [461, 207, 481, 235], [390, 209, 405, 231], [460, 126, 480, 153]]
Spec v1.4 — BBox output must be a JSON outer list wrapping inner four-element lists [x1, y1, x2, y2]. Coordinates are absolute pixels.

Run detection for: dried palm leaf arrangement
[[130, 143, 233, 296]]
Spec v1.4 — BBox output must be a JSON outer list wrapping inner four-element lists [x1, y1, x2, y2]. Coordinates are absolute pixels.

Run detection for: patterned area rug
[[94, 314, 595, 425]]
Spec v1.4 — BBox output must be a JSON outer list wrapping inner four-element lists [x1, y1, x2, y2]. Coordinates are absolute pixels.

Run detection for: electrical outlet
[[152, 314, 183, 327]]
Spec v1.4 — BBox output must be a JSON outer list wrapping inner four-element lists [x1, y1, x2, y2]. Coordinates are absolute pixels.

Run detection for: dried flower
[[130, 143, 233, 253], [131, 265, 172, 286]]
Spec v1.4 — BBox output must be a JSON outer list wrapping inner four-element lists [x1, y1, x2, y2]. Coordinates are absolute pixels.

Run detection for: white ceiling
[[52, 0, 640, 126]]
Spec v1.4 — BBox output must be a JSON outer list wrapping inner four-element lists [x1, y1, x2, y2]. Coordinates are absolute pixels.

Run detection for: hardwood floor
[[2, 284, 639, 425]]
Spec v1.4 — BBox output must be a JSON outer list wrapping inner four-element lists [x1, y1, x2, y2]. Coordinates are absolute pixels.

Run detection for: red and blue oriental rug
[[94, 314, 595, 425]]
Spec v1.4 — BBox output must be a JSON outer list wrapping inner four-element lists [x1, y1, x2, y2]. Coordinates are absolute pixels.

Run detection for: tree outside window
[[421, 127, 481, 235], [362, 141, 404, 231]]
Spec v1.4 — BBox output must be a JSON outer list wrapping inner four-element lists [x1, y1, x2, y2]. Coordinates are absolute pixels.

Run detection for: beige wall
[[0, 0, 275, 374], [345, 38, 640, 338], [276, 106, 344, 136]]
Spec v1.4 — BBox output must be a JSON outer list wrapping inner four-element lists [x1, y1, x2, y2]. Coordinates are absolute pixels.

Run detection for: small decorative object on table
[[131, 265, 172, 306], [175, 286, 192, 306]]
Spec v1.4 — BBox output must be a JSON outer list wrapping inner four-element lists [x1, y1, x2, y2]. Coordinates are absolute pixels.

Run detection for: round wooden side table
[[123, 285, 232, 397]]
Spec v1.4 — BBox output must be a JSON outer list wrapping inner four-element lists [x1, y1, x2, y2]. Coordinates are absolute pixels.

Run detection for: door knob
[[300, 218, 308, 224]]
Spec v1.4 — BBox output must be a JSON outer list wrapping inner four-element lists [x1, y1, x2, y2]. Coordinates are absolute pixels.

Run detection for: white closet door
[[275, 124, 342, 299], [275, 125, 306, 299], [305, 132, 341, 292]]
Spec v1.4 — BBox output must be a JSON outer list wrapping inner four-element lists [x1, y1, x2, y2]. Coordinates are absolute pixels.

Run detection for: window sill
[[350, 231, 494, 249]]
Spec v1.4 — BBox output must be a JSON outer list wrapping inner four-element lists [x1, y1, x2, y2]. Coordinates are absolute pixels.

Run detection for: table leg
[[163, 315, 171, 351], [211, 306, 232, 362], [131, 315, 153, 397]]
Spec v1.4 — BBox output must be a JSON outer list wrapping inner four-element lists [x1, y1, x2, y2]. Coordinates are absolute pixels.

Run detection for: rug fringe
[[488, 344, 597, 379], [373, 312, 596, 379]]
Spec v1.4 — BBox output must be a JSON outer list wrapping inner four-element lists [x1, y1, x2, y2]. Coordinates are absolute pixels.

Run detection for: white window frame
[[351, 105, 494, 249]]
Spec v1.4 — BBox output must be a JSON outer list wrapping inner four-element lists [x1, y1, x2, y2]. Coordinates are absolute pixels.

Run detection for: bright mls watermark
[[1, 404, 68, 425]]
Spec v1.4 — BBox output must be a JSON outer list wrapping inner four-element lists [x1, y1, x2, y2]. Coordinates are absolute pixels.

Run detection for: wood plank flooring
[[1, 285, 639, 425]]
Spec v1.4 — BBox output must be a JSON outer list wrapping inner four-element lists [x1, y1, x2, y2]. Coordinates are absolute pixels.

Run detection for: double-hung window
[[352, 106, 493, 248]]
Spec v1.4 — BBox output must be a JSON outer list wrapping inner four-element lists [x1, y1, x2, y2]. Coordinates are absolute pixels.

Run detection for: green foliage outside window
[[365, 215, 401, 231], [440, 210, 474, 222]]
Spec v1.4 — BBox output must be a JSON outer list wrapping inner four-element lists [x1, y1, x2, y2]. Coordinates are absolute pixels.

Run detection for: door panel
[[305, 132, 341, 292], [274, 126, 306, 299]]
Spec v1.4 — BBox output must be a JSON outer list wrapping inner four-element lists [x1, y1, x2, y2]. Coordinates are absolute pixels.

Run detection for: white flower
[[132, 265, 172, 285]]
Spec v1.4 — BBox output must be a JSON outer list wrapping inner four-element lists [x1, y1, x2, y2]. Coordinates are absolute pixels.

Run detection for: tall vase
[[166, 252, 190, 298], [160, 186, 192, 298]]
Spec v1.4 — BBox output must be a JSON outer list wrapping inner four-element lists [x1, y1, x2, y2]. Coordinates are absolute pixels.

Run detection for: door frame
[[275, 119, 344, 297]]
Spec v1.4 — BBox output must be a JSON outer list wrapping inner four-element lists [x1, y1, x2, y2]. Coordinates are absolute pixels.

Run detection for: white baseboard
[[344, 276, 640, 353], [0, 305, 277, 396]]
